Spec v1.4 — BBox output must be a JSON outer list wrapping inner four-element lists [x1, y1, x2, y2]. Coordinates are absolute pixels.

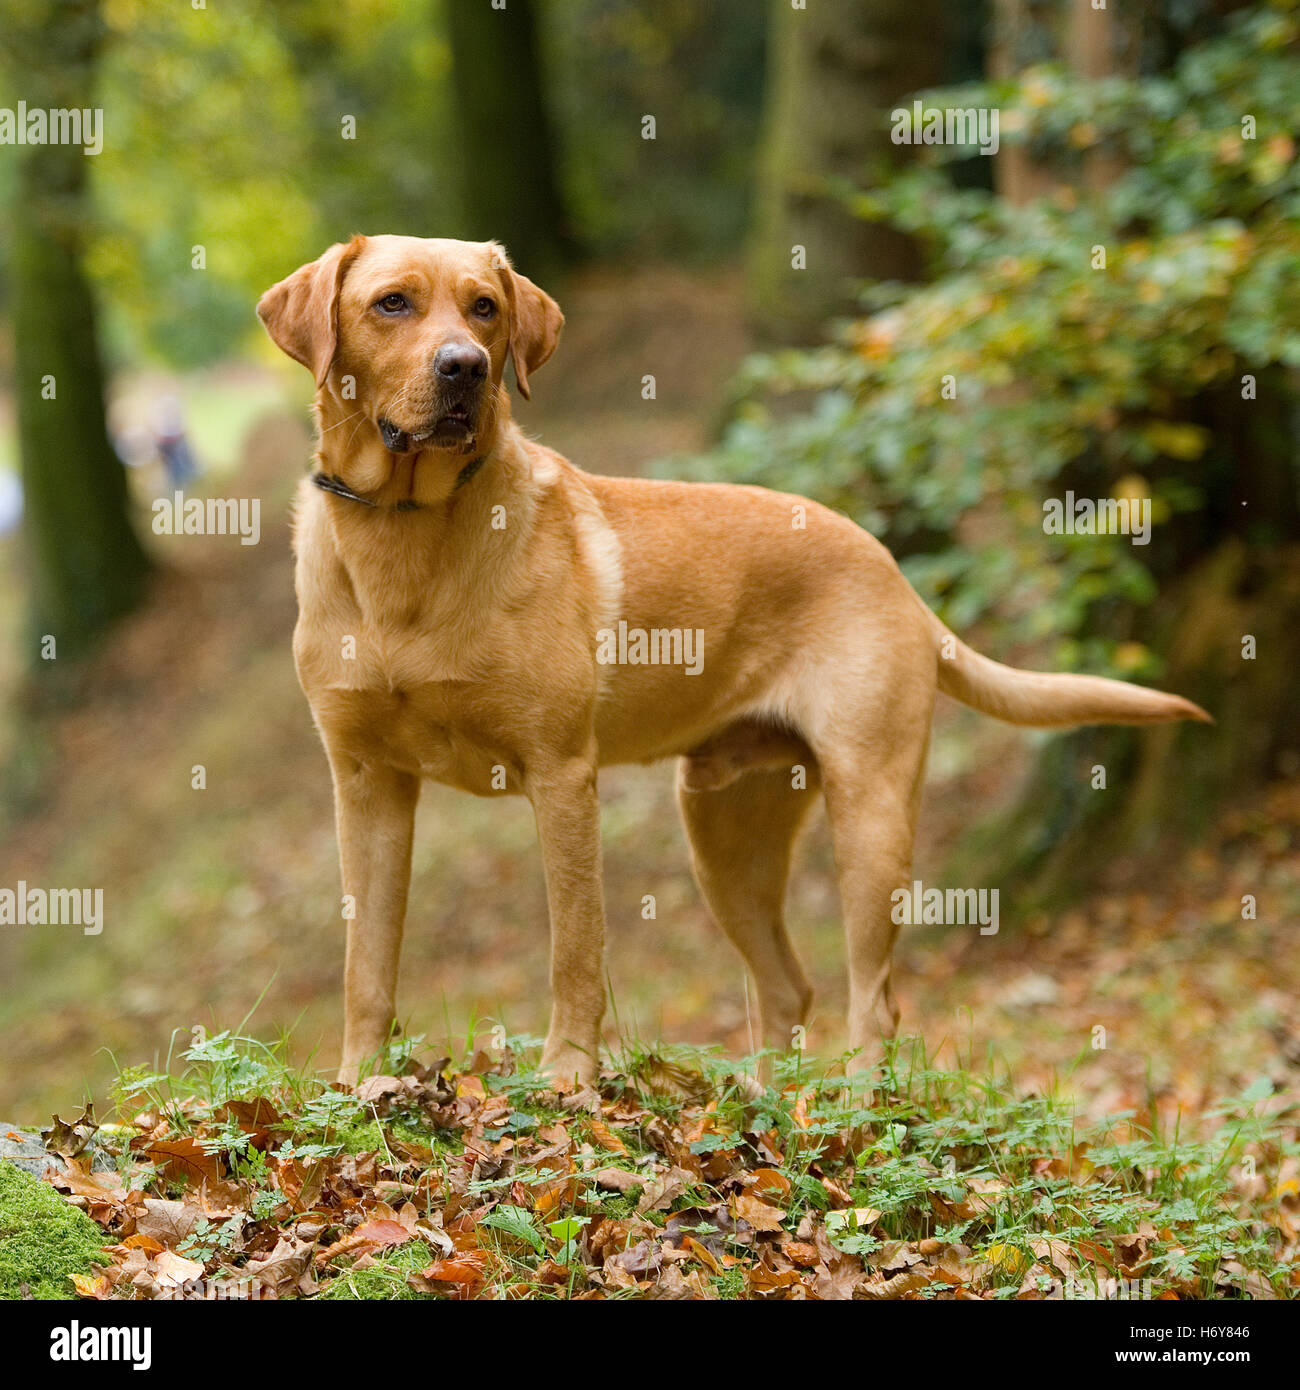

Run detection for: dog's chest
[[294, 614, 519, 794]]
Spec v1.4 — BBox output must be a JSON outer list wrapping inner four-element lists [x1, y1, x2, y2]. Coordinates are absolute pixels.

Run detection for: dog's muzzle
[[378, 403, 479, 455]]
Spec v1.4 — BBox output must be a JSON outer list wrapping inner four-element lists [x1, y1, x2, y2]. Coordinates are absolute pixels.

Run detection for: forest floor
[[15, 1027, 1296, 1301], [0, 259, 1297, 1166]]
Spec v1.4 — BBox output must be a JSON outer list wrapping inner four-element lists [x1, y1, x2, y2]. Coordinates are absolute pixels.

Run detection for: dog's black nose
[[434, 342, 488, 383]]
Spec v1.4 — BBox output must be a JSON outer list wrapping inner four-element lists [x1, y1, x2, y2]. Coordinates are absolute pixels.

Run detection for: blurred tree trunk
[[988, 0, 1060, 205], [990, 0, 1136, 202], [444, 0, 572, 278], [748, 0, 952, 342], [10, 0, 150, 666]]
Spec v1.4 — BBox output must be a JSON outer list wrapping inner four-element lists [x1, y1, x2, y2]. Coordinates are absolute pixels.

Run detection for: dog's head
[[257, 235, 563, 499]]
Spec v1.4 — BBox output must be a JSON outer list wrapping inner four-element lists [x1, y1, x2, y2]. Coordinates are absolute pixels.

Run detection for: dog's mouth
[[378, 408, 476, 454]]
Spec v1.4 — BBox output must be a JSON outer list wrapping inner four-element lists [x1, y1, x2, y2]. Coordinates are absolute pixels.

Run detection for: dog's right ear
[[489, 242, 563, 402], [257, 237, 365, 387]]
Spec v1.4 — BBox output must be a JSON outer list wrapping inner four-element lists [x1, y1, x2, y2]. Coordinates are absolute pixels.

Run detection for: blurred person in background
[[150, 393, 198, 491]]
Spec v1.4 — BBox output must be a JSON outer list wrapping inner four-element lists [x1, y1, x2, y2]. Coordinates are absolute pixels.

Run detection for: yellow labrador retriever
[[258, 235, 1208, 1089]]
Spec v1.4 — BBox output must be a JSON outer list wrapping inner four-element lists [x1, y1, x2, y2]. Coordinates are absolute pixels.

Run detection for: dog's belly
[[589, 637, 805, 768], [323, 684, 812, 800], [298, 587, 824, 794], [311, 671, 807, 800]]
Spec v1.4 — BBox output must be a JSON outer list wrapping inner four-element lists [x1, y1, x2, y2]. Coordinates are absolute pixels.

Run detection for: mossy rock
[[0, 1160, 109, 1300], [0, 1128, 49, 1177]]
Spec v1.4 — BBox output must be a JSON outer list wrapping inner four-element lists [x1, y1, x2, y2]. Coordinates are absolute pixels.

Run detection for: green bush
[[676, 2, 1300, 676]]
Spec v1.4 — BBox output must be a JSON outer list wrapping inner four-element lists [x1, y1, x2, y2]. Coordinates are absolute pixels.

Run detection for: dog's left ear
[[257, 236, 366, 387], [494, 248, 564, 401]]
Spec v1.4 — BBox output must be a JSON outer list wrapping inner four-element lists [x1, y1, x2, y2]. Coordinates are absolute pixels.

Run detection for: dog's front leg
[[329, 756, 420, 1085], [528, 759, 606, 1090]]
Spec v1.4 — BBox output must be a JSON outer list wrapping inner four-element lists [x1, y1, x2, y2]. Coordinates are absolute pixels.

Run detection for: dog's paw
[[538, 1043, 599, 1096]]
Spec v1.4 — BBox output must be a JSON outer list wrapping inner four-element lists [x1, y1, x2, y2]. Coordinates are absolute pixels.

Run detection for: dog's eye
[[375, 293, 409, 315], [473, 296, 496, 318]]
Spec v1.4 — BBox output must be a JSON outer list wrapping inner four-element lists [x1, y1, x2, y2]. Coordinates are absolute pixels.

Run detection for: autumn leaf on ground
[[141, 1136, 224, 1186]]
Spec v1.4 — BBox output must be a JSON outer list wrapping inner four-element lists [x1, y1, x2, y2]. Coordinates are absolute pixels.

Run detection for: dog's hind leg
[[816, 721, 930, 1076], [677, 760, 820, 1055]]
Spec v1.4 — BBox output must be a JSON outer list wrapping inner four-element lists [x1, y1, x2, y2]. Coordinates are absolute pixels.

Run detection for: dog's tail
[[917, 595, 1211, 729]]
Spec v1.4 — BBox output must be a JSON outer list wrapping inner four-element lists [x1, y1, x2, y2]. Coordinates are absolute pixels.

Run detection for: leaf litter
[[29, 1031, 1298, 1301]]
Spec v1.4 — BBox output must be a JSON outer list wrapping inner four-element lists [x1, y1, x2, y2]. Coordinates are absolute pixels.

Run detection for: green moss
[[332, 1118, 450, 1156], [317, 1241, 440, 1301], [0, 1160, 110, 1300], [593, 1189, 643, 1220]]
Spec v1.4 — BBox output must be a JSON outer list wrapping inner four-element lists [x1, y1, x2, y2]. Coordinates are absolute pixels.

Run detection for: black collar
[[311, 454, 486, 511]]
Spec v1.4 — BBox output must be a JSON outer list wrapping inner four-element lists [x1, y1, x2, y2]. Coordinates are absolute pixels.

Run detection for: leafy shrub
[[676, 2, 1300, 675]]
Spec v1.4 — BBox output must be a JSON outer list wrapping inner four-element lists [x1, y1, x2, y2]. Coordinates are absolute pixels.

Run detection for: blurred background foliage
[[0, 0, 1297, 1111], [2, 0, 768, 370], [680, 0, 1300, 887]]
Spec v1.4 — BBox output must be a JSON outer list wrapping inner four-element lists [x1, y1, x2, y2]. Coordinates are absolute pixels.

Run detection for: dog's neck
[[311, 453, 485, 511], [305, 414, 543, 629]]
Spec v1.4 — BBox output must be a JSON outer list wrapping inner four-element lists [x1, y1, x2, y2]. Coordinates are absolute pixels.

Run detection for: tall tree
[[444, 0, 572, 277], [9, 0, 150, 664], [748, 0, 953, 342]]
